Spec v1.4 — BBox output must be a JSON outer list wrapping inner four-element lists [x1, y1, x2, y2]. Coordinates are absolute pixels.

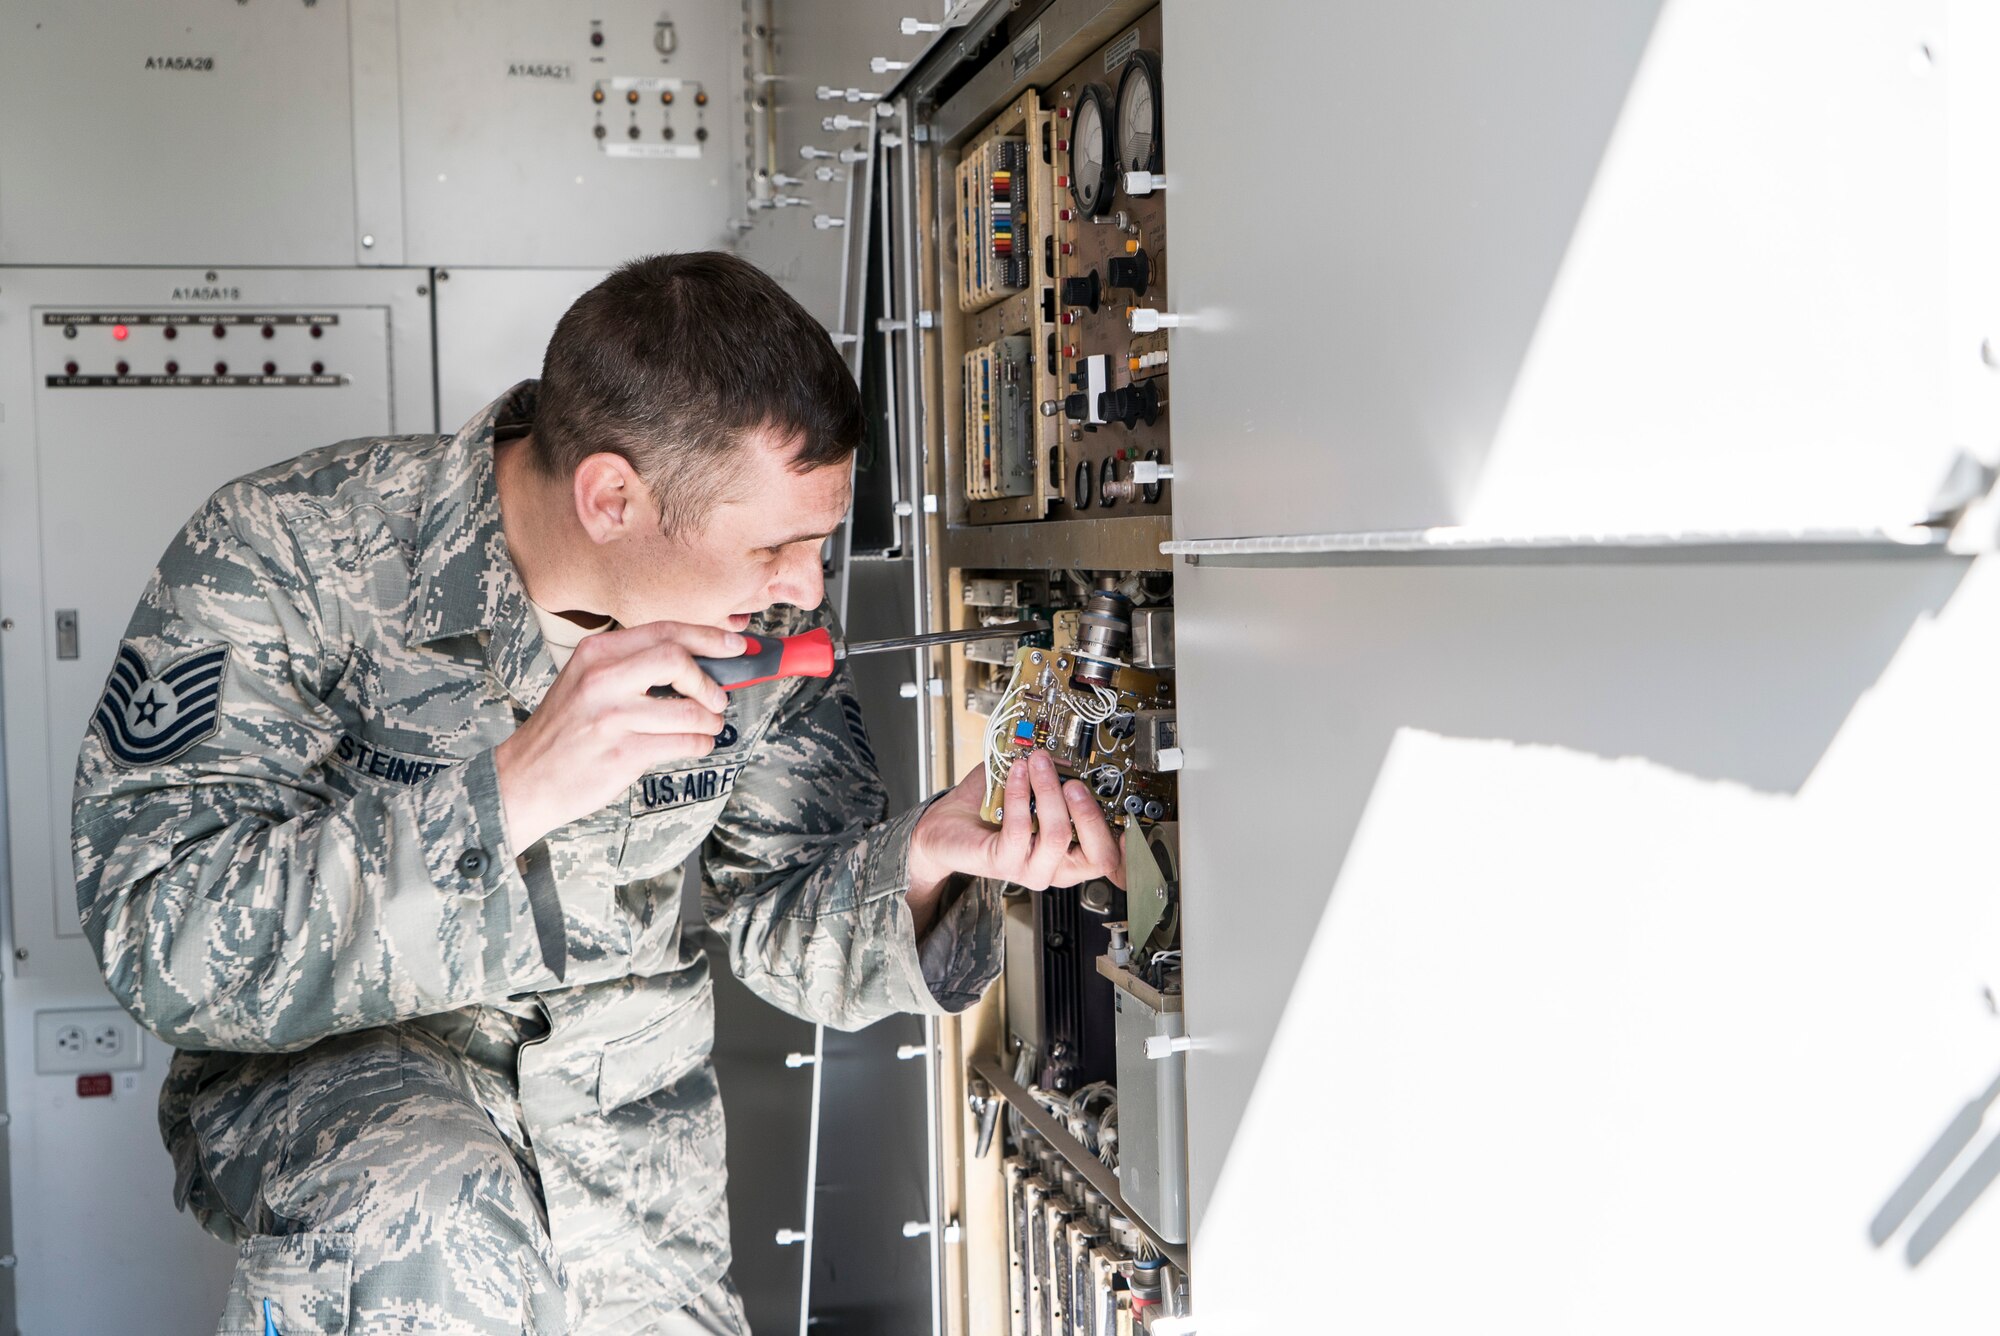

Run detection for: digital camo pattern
[[73, 382, 1004, 1333]]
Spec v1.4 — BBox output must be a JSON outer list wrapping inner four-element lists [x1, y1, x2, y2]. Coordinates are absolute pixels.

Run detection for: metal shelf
[[942, 514, 1173, 572], [1161, 524, 1959, 568], [969, 1052, 1191, 1274]]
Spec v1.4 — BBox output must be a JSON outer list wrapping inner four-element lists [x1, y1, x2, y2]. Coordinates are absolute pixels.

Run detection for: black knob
[[1106, 249, 1151, 296], [1099, 380, 1161, 429], [1060, 271, 1101, 312], [1063, 392, 1090, 422]]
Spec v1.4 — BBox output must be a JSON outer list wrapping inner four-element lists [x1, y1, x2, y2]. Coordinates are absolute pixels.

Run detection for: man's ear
[[572, 452, 655, 544]]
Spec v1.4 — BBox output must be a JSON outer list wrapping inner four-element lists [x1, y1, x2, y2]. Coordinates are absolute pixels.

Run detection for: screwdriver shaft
[[839, 619, 1049, 658]]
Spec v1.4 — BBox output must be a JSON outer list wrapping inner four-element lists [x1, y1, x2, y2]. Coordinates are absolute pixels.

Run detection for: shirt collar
[[411, 380, 557, 710]]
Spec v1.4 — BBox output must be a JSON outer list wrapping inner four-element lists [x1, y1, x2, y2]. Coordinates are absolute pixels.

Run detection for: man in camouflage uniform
[[71, 253, 1122, 1334]]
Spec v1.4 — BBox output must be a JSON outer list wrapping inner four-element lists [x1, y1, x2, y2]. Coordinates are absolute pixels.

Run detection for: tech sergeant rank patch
[[93, 644, 231, 767]]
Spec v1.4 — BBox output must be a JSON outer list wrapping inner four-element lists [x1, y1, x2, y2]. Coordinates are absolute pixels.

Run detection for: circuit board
[[980, 610, 1176, 830]]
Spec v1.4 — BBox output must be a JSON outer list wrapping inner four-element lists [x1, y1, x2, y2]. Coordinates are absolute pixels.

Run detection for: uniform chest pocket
[[619, 758, 749, 879]]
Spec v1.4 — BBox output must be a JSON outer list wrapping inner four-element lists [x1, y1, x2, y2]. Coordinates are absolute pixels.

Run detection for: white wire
[[982, 674, 1032, 794], [984, 669, 1130, 817]]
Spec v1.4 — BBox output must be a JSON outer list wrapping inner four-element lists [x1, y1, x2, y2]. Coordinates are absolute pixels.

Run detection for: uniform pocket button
[[455, 848, 490, 879]]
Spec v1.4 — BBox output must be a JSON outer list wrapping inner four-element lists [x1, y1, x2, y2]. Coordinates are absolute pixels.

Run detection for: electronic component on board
[[980, 591, 1176, 830]]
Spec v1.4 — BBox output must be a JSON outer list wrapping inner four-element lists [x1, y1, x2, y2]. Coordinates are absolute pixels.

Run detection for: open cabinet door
[[1162, 2, 2000, 1334]]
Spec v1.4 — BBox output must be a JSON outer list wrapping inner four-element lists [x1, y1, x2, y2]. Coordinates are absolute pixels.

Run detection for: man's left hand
[[905, 752, 1124, 930]]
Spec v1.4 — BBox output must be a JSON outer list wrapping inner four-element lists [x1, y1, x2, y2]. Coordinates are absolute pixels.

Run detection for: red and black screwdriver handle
[[647, 628, 837, 698]]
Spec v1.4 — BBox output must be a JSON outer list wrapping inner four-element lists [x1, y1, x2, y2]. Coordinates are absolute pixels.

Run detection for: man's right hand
[[494, 621, 745, 848]]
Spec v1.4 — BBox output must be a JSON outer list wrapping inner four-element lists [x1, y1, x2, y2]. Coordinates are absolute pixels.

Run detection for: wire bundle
[[1025, 1079, 1121, 1171]]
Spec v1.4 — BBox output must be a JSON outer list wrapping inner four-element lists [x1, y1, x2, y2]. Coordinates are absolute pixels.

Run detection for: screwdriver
[[650, 619, 1050, 695]]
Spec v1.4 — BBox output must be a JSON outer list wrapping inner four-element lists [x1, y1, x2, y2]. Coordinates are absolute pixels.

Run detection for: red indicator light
[[165, 360, 179, 374], [311, 361, 324, 375], [215, 361, 228, 375], [263, 361, 277, 375], [64, 361, 78, 375], [112, 324, 129, 341], [77, 1074, 112, 1098]]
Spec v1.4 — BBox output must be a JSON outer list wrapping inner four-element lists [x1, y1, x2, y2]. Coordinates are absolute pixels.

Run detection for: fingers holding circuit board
[[980, 584, 1177, 831]]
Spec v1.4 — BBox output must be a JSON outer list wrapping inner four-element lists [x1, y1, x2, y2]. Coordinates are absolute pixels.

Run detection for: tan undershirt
[[531, 600, 614, 671]]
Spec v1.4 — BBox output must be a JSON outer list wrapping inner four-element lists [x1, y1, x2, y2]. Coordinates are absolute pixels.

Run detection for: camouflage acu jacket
[[71, 382, 1002, 1320]]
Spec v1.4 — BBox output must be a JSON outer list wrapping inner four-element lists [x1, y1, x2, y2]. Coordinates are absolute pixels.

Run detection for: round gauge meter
[[1116, 52, 1162, 176], [1069, 83, 1116, 216]]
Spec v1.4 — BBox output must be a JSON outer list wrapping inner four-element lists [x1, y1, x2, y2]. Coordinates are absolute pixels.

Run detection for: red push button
[[77, 1073, 112, 1098]]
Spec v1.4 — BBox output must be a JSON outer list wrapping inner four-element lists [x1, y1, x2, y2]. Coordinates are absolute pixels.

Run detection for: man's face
[[610, 427, 852, 632]]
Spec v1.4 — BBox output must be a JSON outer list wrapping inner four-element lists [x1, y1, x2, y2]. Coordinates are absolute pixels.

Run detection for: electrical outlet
[[35, 1008, 142, 1075]]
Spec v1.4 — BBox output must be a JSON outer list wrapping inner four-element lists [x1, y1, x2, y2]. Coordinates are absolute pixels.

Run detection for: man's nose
[[769, 543, 825, 609]]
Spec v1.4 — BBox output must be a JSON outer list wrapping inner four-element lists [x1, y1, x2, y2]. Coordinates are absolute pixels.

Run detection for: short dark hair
[[532, 251, 862, 538]]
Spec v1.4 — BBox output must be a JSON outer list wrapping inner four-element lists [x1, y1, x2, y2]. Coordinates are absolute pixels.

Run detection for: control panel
[[396, 0, 744, 267], [913, 10, 1192, 1328], [41, 312, 348, 389], [946, 8, 1171, 528]]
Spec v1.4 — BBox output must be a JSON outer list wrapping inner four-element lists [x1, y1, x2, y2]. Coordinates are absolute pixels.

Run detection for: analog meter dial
[[1116, 52, 1162, 176], [1069, 83, 1116, 216]]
